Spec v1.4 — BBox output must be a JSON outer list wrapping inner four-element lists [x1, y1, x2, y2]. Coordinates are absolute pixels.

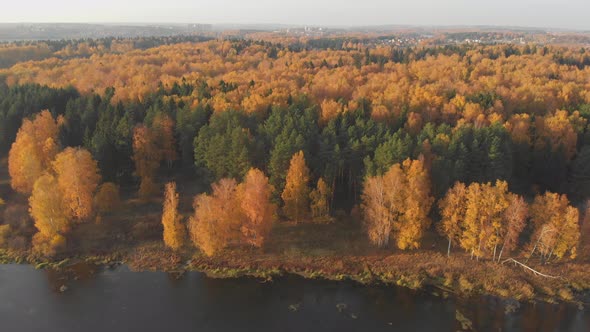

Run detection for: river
[[0, 264, 588, 331]]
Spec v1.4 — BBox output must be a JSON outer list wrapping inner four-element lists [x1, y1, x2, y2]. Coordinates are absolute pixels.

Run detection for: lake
[[0, 264, 588, 331]]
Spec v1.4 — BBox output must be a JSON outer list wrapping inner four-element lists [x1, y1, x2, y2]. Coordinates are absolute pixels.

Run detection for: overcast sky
[[1, 0, 588, 30]]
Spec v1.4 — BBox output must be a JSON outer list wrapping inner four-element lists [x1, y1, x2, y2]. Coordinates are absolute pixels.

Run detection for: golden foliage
[[3, 42, 589, 126], [529, 192, 580, 260], [437, 182, 467, 254], [8, 110, 61, 193], [319, 99, 343, 125], [29, 173, 70, 256], [162, 182, 185, 250], [439, 181, 528, 260], [505, 114, 532, 146], [397, 159, 434, 250], [52, 147, 101, 220], [535, 110, 580, 159], [310, 178, 331, 220], [189, 169, 278, 255], [281, 151, 311, 222], [189, 178, 241, 256], [361, 158, 433, 250], [237, 168, 277, 247]]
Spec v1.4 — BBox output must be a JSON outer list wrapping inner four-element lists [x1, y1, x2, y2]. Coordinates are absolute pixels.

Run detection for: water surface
[[0, 264, 588, 331]]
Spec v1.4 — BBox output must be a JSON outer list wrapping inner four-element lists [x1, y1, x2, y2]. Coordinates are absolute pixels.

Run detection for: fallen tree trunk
[[501, 258, 562, 279]]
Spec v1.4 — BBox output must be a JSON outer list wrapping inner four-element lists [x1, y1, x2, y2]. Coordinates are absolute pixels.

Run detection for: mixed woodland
[[1, 36, 590, 283]]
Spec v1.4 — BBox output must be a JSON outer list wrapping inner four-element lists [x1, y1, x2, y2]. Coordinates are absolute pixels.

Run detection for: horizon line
[[0, 22, 588, 33]]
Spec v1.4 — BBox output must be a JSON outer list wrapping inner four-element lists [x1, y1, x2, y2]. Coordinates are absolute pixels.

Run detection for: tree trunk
[[497, 243, 505, 263], [447, 236, 451, 257], [546, 246, 556, 264], [476, 237, 482, 261], [527, 230, 544, 263]]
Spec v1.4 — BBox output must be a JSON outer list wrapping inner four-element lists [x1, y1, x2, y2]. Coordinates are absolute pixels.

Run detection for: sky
[[1, 0, 588, 30]]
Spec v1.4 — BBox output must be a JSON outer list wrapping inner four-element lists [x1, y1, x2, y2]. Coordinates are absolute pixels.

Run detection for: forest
[[1, 36, 590, 300]]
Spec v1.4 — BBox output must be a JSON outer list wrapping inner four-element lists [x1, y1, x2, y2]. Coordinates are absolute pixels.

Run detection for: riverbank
[[186, 249, 590, 305], [2, 237, 590, 306]]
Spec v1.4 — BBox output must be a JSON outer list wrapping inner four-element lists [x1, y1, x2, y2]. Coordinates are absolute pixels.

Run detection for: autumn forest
[[1, 35, 590, 301]]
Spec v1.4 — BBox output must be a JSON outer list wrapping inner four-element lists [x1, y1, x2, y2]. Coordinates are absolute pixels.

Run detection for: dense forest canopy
[[0, 36, 589, 264]]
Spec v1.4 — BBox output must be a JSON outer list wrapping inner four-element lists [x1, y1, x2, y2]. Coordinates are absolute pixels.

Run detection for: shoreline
[[2, 244, 589, 307]]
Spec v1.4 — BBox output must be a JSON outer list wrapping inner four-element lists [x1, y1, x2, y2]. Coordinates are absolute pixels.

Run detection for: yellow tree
[[237, 168, 277, 247], [281, 151, 310, 222], [52, 147, 101, 220], [189, 178, 241, 256], [361, 175, 392, 247], [94, 182, 121, 213], [310, 177, 331, 220], [8, 133, 42, 194], [438, 182, 467, 257], [189, 194, 220, 257], [29, 173, 69, 256], [462, 184, 481, 259], [8, 110, 61, 193], [496, 194, 528, 262], [362, 159, 433, 249], [395, 159, 434, 250], [459, 181, 510, 260], [529, 192, 580, 261], [505, 114, 532, 146], [535, 110, 578, 160], [481, 181, 512, 261], [440, 181, 528, 260], [319, 99, 342, 125], [162, 182, 185, 250]]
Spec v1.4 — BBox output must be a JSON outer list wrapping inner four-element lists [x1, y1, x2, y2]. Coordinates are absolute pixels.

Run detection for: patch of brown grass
[[127, 242, 182, 271]]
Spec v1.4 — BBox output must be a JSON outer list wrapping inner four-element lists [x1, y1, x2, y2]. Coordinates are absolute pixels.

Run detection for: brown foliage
[[138, 176, 160, 202], [94, 182, 121, 213], [132, 125, 161, 180], [152, 114, 178, 167]]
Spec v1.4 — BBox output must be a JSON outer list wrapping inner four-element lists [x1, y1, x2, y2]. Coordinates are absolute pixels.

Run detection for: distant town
[[0, 23, 589, 47]]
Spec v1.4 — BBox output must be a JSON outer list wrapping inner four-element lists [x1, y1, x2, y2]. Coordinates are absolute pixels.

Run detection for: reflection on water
[[0, 264, 588, 332]]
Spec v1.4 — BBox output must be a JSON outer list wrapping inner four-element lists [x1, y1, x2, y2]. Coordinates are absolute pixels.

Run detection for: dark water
[[0, 264, 588, 332]]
